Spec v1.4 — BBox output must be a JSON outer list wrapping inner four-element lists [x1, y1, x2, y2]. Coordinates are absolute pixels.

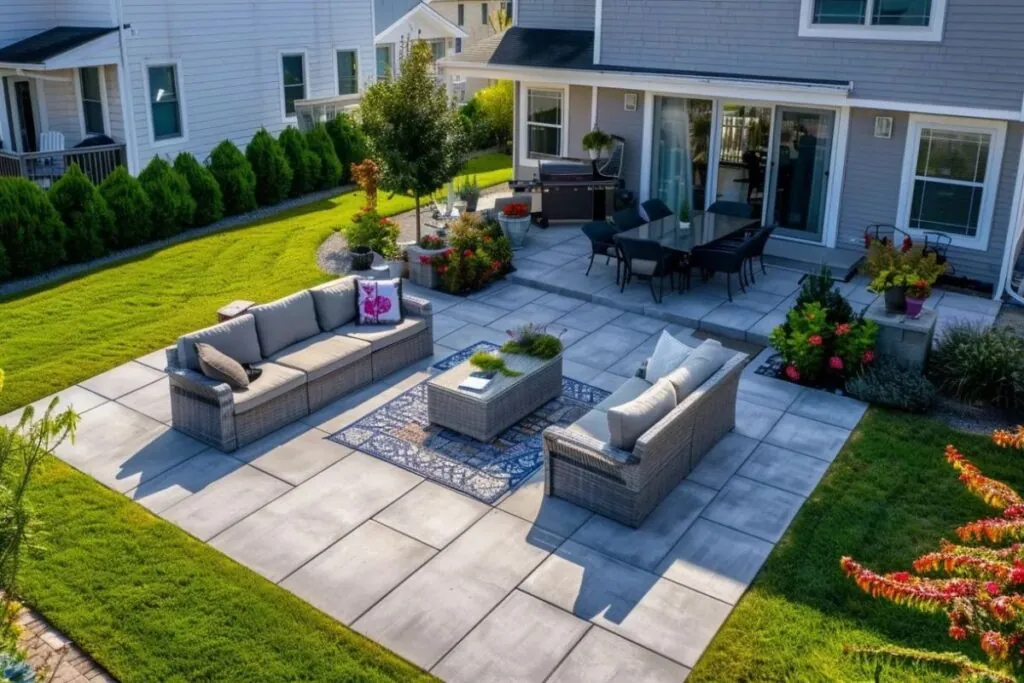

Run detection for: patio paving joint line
[[539, 623, 596, 683]]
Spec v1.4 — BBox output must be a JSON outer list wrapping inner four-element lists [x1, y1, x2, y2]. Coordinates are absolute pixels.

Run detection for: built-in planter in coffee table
[[427, 353, 563, 442]]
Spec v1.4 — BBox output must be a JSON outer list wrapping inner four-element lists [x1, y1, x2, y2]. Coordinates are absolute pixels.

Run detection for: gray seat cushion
[[606, 378, 677, 451], [249, 290, 322, 357], [337, 316, 426, 352], [630, 258, 658, 276], [665, 339, 728, 402], [568, 408, 612, 445], [232, 362, 306, 415], [596, 376, 651, 412], [196, 342, 249, 389], [177, 314, 262, 372], [309, 276, 358, 331], [271, 332, 371, 382]]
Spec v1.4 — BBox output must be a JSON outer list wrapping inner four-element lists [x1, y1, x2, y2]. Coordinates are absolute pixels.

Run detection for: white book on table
[[458, 373, 494, 392]]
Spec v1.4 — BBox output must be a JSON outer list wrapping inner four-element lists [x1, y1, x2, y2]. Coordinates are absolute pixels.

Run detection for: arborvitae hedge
[[325, 113, 368, 184], [47, 163, 114, 263], [209, 140, 258, 216], [99, 166, 153, 249], [138, 157, 196, 238], [173, 152, 224, 227], [0, 177, 67, 278], [305, 124, 343, 191], [246, 129, 293, 206]]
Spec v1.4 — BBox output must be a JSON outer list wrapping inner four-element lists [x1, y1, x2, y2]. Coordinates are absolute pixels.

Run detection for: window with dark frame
[[79, 67, 104, 135], [457, 3, 464, 25], [337, 50, 358, 95], [281, 53, 305, 117], [482, 2, 488, 24], [147, 65, 182, 140]]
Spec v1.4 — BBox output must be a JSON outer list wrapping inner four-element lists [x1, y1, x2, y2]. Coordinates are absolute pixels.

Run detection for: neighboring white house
[[0, 0, 376, 179], [373, 0, 467, 99], [431, 0, 511, 99]]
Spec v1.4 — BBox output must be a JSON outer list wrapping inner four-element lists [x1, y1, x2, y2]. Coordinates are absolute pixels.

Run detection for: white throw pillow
[[356, 278, 402, 325], [645, 330, 693, 383]]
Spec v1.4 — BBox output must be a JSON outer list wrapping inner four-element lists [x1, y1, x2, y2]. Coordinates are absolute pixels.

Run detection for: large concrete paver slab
[[701, 476, 806, 544], [432, 590, 589, 683], [117, 377, 171, 424], [570, 481, 715, 572], [764, 413, 851, 463], [477, 283, 546, 310], [788, 390, 867, 430], [563, 325, 651, 371], [436, 323, 509, 350], [160, 464, 291, 541], [130, 450, 244, 513], [733, 399, 784, 440], [431, 313, 468, 340], [353, 509, 562, 670], [233, 423, 351, 485], [554, 302, 624, 333], [135, 347, 171, 371], [55, 402, 206, 493], [738, 442, 831, 497], [562, 360, 602, 383], [498, 469, 593, 537], [737, 374, 803, 411], [612, 312, 669, 335], [445, 301, 508, 326], [280, 520, 435, 625], [374, 481, 489, 549], [210, 452, 422, 582], [547, 626, 690, 683], [687, 433, 759, 490], [80, 361, 165, 400], [657, 518, 773, 605], [520, 540, 732, 668], [700, 303, 763, 341], [0, 385, 106, 429], [489, 303, 565, 331], [647, 293, 724, 328], [534, 292, 586, 313], [518, 249, 580, 268]]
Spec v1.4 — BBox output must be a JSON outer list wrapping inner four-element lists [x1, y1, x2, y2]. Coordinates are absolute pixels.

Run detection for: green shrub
[[138, 157, 195, 238], [245, 129, 293, 206], [278, 127, 318, 197], [426, 213, 512, 294], [99, 167, 152, 248], [47, 163, 113, 263], [208, 140, 257, 215], [929, 323, 1024, 409], [341, 210, 399, 258], [0, 243, 8, 280], [796, 265, 854, 325], [846, 359, 936, 413], [324, 113, 368, 183], [0, 177, 66, 278], [173, 152, 223, 226], [305, 124, 343, 190]]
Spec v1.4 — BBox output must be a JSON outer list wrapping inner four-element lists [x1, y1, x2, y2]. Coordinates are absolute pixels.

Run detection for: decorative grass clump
[[469, 351, 522, 377]]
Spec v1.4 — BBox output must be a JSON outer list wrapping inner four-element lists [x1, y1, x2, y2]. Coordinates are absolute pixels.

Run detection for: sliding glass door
[[650, 96, 712, 218], [765, 107, 835, 242], [714, 103, 772, 217]]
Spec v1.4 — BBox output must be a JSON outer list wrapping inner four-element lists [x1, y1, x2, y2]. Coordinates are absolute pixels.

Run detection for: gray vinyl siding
[[105, 65, 124, 142], [518, 0, 594, 32], [837, 109, 1022, 285], [599, 0, 1024, 112], [595, 87, 644, 194], [567, 85, 591, 158], [41, 69, 82, 146]]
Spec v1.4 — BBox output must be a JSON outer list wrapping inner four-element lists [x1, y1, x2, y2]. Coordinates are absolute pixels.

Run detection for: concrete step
[[763, 239, 863, 282]]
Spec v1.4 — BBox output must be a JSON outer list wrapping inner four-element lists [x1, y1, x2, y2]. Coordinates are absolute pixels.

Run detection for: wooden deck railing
[[0, 144, 127, 186]]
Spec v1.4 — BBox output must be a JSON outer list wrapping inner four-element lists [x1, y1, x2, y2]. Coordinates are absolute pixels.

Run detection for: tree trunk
[[414, 194, 421, 241]]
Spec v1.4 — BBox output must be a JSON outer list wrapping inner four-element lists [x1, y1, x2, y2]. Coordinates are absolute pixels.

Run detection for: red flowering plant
[[865, 238, 947, 299], [500, 202, 530, 219], [770, 301, 878, 386], [840, 435, 1024, 681], [417, 234, 445, 250], [428, 213, 512, 294]]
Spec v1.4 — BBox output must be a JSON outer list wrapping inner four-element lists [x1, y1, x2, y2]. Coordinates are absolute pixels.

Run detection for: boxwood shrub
[[47, 163, 113, 263], [99, 166, 153, 248], [305, 124, 343, 190], [278, 127, 318, 197], [173, 152, 223, 227], [246, 129, 293, 206], [0, 177, 67, 278], [209, 140, 258, 215], [138, 157, 196, 238]]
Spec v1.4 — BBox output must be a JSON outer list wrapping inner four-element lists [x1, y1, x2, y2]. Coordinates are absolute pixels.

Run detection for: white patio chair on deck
[[36, 131, 66, 187]]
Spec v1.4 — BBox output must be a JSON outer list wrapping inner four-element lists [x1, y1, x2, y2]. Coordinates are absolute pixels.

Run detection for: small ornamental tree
[[246, 129, 293, 206], [0, 177, 67, 278], [99, 166, 152, 248], [138, 156, 195, 238], [47, 163, 113, 263], [361, 39, 469, 239], [351, 158, 380, 210], [173, 152, 223, 226], [306, 124, 343, 190], [325, 113, 368, 183], [841, 434, 1024, 682], [279, 127, 318, 197], [209, 140, 257, 215]]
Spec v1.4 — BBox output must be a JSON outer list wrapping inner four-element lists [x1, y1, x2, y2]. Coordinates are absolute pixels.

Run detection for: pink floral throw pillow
[[357, 278, 402, 325]]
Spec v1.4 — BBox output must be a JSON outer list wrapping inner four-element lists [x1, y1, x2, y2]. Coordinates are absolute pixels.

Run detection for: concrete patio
[[2, 279, 875, 681]]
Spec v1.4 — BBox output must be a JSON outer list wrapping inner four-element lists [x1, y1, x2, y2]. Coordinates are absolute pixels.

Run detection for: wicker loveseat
[[166, 276, 433, 452], [543, 340, 745, 527]]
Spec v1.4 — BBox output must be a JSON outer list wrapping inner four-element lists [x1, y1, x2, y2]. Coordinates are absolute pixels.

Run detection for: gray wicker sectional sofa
[[166, 276, 433, 452], [543, 339, 745, 527]]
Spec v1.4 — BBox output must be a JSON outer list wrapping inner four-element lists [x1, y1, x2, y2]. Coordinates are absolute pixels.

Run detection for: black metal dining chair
[[864, 223, 910, 248], [923, 231, 955, 274], [614, 236, 675, 303], [707, 201, 755, 219], [581, 221, 621, 277], [610, 205, 646, 232], [691, 238, 755, 301], [640, 198, 675, 224]]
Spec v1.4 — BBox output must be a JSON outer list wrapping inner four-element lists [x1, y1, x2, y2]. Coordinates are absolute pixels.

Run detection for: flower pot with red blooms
[[904, 278, 931, 319], [408, 234, 447, 288], [498, 202, 532, 249], [865, 236, 947, 314]]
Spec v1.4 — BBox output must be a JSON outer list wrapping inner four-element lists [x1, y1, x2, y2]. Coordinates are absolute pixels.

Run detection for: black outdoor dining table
[[614, 211, 760, 253]]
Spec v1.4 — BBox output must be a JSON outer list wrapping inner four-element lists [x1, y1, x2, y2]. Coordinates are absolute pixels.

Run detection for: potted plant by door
[[457, 175, 481, 212], [905, 278, 931, 319], [864, 236, 946, 314], [498, 202, 531, 248], [581, 128, 613, 160]]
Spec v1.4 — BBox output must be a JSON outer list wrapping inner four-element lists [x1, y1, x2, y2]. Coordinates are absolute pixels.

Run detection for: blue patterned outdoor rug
[[328, 342, 610, 503]]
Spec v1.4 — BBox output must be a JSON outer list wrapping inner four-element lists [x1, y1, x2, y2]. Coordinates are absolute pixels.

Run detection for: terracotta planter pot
[[884, 286, 907, 313], [905, 295, 926, 319]]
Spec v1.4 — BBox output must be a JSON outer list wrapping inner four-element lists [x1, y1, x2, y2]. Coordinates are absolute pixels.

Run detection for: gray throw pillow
[[606, 378, 677, 451], [196, 343, 249, 390]]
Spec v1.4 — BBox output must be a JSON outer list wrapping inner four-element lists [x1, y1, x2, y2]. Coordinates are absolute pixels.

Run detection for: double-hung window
[[897, 115, 1006, 250], [800, 0, 946, 40], [147, 64, 183, 141], [281, 53, 305, 118], [79, 67, 105, 135], [525, 87, 564, 160], [337, 49, 358, 95], [457, 3, 464, 26], [376, 45, 393, 80]]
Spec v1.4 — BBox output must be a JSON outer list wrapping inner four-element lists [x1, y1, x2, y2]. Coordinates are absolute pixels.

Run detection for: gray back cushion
[[249, 290, 322, 357], [606, 378, 677, 451], [309, 276, 358, 331], [665, 339, 728, 402], [177, 314, 262, 371]]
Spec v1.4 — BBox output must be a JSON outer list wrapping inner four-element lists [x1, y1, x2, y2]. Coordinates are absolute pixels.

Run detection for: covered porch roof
[[440, 27, 852, 105], [0, 26, 119, 72]]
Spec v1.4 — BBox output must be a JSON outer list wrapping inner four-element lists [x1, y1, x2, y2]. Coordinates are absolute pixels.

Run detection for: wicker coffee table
[[427, 353, 563, 442]]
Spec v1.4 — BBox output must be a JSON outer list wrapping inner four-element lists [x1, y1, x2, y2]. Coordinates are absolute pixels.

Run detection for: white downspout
[[999, 133, 1024, 304], [115, 0, 140, 174]]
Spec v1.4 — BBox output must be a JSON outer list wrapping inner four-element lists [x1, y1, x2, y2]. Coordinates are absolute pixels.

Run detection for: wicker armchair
[[542, 351, 746, 527]]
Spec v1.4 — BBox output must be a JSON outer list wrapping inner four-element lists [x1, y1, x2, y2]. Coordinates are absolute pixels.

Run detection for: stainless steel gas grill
[[510, 136, 625, 223]]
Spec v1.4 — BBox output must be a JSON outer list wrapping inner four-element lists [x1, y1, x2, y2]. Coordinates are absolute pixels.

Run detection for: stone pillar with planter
[[408, 243, 446, 289], [864, 298, 937, 372]]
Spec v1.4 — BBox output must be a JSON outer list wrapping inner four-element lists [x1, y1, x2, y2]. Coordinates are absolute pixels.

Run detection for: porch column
[[0, 76, 11, 152]]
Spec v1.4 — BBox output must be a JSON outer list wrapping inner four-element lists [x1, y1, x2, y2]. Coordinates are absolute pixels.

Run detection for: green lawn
[[690, 409, 1020, 682], [0, 153, 511, 415], [16, 455, 435, 682]]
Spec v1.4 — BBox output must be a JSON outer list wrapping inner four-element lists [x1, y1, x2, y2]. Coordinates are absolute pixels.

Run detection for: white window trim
[[142, 60, 188, 148], [279, 49, 308, 123], [518, 82, 569, 167], [798, 0, 946, 42], [333, 46, 362, 97], [74, 65, 110, 139], [896, 114, 1006, 251]]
